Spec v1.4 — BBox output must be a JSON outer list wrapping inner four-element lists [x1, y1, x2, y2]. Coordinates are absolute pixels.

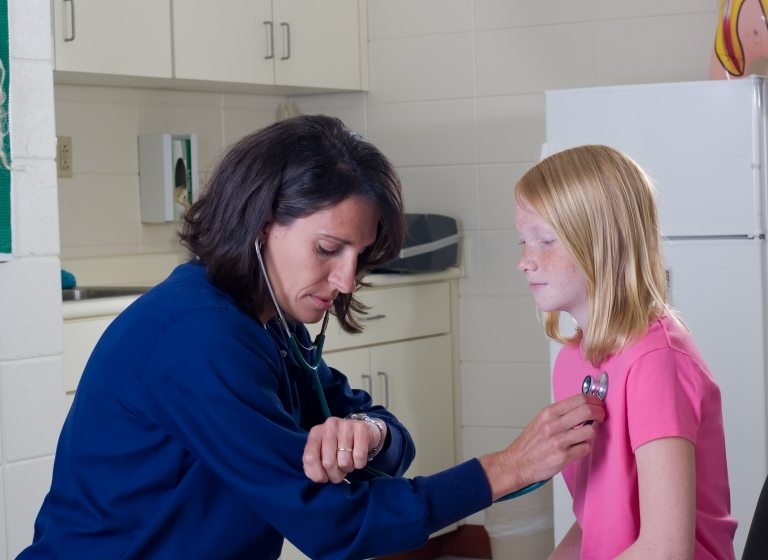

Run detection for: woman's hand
[[302, 416, 386, 484], [479, 393, 605, 500]]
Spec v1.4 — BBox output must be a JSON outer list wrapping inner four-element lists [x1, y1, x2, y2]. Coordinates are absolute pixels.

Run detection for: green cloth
[[0, 0, 11, 258]]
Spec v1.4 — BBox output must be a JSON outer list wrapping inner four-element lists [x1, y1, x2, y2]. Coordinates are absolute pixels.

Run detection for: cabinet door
[[62, 316, 115, 393], [52, 0, 172, 77], [371, 335, 455, 478], [273, 0, 362, 90], [172, 0, 275, 84], [323, 347, 375, 402], [279, 540, 308, 560]]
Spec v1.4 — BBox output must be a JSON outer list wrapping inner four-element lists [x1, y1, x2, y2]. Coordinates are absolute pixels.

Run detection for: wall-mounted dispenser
[[138, 134, 199, 223]]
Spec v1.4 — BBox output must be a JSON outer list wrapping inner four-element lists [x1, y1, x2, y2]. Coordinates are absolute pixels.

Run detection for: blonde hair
[[515, 145, 677, 365]]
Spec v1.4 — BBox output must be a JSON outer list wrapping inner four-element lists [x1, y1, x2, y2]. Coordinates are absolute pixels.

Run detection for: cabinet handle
[[361, 373, 373, 395], [377, 371, 389, 408], [64, 0, 76, 42], [361, 314, 386, 322], [280, 22, 291, 60], [263, 21, 274, 60]]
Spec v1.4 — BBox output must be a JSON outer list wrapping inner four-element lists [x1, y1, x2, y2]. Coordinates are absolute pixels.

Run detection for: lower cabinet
[[281, 275, 461, 559], [62, 298, 140, 409], [327, 335, 454, 478]]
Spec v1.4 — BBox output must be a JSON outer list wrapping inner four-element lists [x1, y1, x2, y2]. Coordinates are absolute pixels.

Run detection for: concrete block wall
[[293, 0, 721, 535], [1, 0, 65, 558]]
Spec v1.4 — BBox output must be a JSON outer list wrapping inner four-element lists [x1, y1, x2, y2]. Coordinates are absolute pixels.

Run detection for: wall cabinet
[[50, 0, 368, 92], [51, 0, 173, 78], [173, 0, 366, 91]]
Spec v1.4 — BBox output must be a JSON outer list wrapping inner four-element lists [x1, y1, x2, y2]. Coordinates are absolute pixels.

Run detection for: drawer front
[[63, 317, 114, 393], [317, 282, 450, 351]]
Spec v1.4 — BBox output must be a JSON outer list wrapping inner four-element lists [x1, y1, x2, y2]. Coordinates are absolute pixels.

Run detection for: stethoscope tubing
[[257, 240, 601, 497], [255, 240, 386, 477]]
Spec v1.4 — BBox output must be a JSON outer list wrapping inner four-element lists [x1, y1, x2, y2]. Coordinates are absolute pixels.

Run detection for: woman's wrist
[[346, 413, 387, 461], [478, 451, 527, 501]]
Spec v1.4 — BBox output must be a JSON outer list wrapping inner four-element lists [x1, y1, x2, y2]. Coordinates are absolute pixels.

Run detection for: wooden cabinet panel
[[62, 316, 115, 393], [272, 0, 362, 90], [172, 0, 274, 84], [370, 335, 455, 477], [315, 282, 451, 351], [51, 0, 172, 78]]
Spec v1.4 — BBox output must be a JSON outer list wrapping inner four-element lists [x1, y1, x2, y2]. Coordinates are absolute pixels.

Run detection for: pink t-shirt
[[553, 316, 737, 559]]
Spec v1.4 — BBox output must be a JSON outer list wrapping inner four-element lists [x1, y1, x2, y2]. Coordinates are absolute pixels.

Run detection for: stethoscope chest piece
[[582, 371, 609, 401]]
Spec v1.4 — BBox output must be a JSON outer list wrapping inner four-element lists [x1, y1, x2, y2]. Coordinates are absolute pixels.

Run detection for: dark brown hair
[[180, 115, 404, 333]]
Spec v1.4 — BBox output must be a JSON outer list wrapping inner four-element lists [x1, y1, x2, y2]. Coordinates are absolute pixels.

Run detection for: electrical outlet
[[57, 136, 73, 178]]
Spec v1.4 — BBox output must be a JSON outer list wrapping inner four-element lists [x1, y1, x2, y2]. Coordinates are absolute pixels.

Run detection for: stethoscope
[[256, 239, 611, 499], [495, 370, 609, 502], [582, 371, 609, 402], [255, 240, 333, 417], [255, 240, 389, 479]]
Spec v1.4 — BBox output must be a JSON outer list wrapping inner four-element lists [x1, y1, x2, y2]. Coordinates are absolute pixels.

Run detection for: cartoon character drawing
[[711, 0, 768, 78]]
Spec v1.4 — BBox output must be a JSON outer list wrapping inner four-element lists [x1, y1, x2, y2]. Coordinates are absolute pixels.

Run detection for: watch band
[[346, 413, 386, 461]]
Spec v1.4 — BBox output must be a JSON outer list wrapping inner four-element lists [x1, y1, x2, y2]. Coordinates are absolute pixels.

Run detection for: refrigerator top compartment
[[545, 77, 766, 238]]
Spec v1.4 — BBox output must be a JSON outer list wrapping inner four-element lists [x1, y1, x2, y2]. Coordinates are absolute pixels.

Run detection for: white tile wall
[[55, 86, 283, 264], [0, 468, 6, 560], [367, 34, 476, 104], [11, 158, 60, 257], [475, 24, 596, 96], [476, 94, 545, 164], [592, 13, 715, 85], [462, 361, 551, 427], [396, 165, 479, 230], [366, 99, 477, 167], [459, 296, 546, 363], [0, 358, 65, 461], [3, 0, 63, 557], [477, 162, 530, 231], [366, 0, 473, 39], [4, 457, 55, 557], [474, 0, 591, 29], [0, 257, 62, 361], [5, 0, 722, 555], [293, 0, 719, 541]]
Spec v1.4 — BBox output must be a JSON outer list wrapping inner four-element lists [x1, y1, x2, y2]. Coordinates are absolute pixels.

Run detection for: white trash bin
[[483, 483, 555, 559]]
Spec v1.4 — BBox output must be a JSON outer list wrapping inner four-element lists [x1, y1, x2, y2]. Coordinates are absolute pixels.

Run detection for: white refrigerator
[[544, 76, 768, 558]]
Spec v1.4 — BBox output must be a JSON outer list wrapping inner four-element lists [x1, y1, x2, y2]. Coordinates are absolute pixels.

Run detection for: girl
[[514, 145, 737, 559]]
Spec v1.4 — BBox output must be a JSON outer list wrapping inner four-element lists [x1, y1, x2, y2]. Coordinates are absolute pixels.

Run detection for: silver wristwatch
[[346, 413, 386, 461]]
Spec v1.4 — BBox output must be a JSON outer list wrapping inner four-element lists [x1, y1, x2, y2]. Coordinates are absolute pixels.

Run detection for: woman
[[21, 115, 604, 560]]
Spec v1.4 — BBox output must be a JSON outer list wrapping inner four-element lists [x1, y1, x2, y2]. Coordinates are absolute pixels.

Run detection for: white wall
[[1, 1, 66, 558], [294, 0, 720, 530], [55, 87, 284, 264], [3, 0, 721, 557]]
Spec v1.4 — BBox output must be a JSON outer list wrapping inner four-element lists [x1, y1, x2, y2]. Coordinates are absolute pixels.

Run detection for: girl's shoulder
[[603, 315, 696, 368]]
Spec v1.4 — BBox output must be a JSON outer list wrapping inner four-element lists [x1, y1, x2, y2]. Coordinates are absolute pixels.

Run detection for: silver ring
[[337, 447, 353, 453]]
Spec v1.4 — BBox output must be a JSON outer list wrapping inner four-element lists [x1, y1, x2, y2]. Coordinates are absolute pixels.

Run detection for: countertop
[[63, 267, 462, 320]]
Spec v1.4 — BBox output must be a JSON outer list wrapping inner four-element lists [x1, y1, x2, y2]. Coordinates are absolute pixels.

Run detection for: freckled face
[[260, 195, 378, 325], [514, 199, 590, 328]]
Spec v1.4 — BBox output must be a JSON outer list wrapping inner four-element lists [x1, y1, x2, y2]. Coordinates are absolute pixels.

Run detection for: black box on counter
[[373, 213, 458, 273]]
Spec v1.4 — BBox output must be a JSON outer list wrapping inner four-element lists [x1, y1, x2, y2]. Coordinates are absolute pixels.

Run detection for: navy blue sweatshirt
[[19, 262, 491, 560]]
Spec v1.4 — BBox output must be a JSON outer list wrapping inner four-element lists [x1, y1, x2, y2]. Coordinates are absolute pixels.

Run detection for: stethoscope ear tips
[[582, 371, 609, 401]]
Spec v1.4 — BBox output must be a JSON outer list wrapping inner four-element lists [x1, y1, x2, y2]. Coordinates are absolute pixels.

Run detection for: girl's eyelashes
[[517, 237, 557, 247]]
